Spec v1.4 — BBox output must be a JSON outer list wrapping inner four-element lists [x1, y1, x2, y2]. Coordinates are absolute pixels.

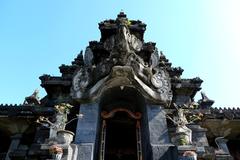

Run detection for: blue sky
[[0, 0, 239, 107]]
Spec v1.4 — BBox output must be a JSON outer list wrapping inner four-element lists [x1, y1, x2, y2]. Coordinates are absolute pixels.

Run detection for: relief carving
[[71, 13, 173, 104]]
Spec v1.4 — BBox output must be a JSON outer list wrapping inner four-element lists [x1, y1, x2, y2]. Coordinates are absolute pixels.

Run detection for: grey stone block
[[147, 105, 170, 144], [216, 155, 233, 160], [75, 103, 99, 144], [77, 143, 94, 160], [188, 125, 209, 147], [151, 144, 177, 160]]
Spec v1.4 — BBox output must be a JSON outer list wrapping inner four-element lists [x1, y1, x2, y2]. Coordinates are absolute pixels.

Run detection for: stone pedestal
[[57, 130, 74, 145], [41, 144, 78, 160], [74, 103, 99, 160], [215, 137, 233, 160], [177, 145, 197, 160], [171, 130, 192, 146], [188, 124, 209, 147], [215, 155, 233, 160], [174, 125, 213, 160]]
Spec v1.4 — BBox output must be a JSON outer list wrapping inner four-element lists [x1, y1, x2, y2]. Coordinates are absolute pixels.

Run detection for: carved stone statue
[[103, 18, 142, 65], [198, 91, 214, 108], [23, 89, 41, 105], [174, 108, 192, 145], [36, 103, 83, 146], [168, 103, 205, 146], [200, 92, 210, 102], [167, 104, 192, 145]]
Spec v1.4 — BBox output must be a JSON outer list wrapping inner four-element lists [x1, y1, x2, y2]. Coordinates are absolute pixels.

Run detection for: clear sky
[[0, 0, 239, 107]]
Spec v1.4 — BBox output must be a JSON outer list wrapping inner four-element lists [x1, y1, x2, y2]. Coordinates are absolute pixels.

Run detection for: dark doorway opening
[[0, 131, 10, 159], [227, 140, 240, 160], [99, 87, 149, 160], [105, 112, 137, 160]]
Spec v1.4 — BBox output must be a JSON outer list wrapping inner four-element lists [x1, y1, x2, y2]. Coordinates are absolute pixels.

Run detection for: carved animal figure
[[201, 92, 210, 102], [167, 104, 193, 145], [23, 89, 41, 105]]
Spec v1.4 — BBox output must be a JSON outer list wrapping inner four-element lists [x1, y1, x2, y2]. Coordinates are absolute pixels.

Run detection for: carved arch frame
[[99, 108, 143, 160]]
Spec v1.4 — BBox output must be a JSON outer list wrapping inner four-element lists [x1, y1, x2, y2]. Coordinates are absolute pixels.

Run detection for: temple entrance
[[105, 112, 137, 160], [99, 108, 142, 160]]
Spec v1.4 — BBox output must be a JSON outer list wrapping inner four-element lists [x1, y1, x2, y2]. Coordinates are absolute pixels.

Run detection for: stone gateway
[[0, 12, 239, 160]]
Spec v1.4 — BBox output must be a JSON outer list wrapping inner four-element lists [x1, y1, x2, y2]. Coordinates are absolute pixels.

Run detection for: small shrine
[[0, 12, 239, 160]]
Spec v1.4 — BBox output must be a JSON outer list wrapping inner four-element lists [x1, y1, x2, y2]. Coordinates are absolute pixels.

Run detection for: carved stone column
[[215, 137, 233, 160], [215, 137, 230, 154], [6, 133, 22, 160], [75, 103, 100, 160], [147, 105, 177, 160]]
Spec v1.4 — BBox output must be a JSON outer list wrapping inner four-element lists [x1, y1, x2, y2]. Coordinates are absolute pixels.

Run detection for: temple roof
[[0, 104, 55, 117], [99, 12, 146, 42], [2, 12, 239, 112]]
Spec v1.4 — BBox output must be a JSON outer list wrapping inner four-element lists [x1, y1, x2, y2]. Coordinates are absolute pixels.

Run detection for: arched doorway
[[99, 108, 142, 160]]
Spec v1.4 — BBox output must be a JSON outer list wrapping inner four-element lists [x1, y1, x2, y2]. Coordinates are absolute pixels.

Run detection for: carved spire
[[99, 12, 146, 42], [117, 11, 127, 18], [159, 51, 172, 68], [72, 51, 84, 66], [200, 92, 211, 102], [198, 91, 214, 109]]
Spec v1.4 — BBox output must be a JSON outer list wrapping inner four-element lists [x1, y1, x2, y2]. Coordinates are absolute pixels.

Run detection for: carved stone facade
[[0, 12, 239, 160], [71, 12, 172, 105]]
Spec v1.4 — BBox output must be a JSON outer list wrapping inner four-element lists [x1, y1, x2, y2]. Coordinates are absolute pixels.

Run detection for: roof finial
[[160, 51, 164, 56], [198, 91, 215, 108], [118, 10, 127, 18], [159, 51, 166, 59], [23, 89, 41, 105]]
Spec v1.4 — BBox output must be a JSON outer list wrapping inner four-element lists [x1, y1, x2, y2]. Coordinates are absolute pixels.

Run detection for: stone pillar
[[6, 133, 22, 160], [74, 103, 99, 160], [147, 105, 177, 160], [189, 124, 209, 147], [215, 137, 230, 154], [215, 137, 233, 160], [215, 139, 233, 160]]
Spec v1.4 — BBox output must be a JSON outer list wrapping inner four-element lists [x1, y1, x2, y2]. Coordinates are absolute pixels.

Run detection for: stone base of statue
[[172, 131, 191, 146], [215, 154, 233, 160], [215, 150, 233, 160], [56, 130, 75, 145], [40, 143, 78, 160], [177, 145, 197, 160], [39, 130, 75, 159]]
